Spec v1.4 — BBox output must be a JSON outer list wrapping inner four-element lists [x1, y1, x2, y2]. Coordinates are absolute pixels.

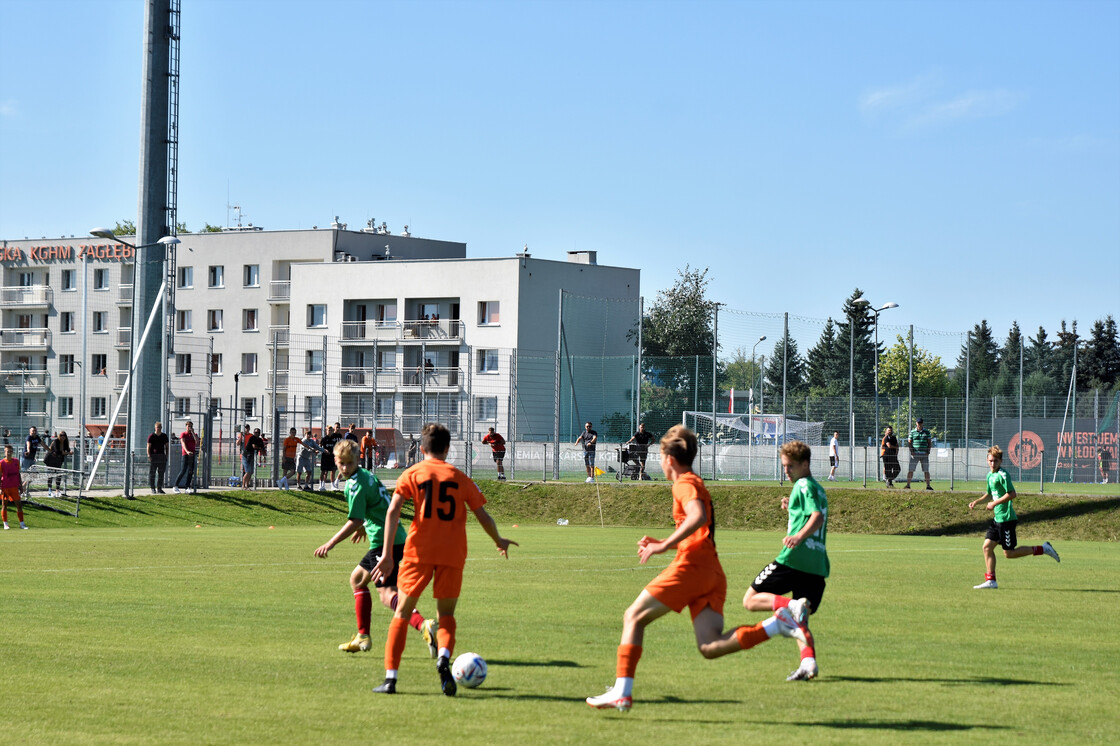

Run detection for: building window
[[59, 354, 75, 375], [61, 269, 76, 291], [243, 264, 259, 287], [307, 350, 324, 373], [18, 272, 34, 287], [208, 309, 223, 331], [92, 312, 107, 333], [61, 312, 75, 333], [478, 300, 500, 325], [477, 349, 499, 373], [241, 398, 256, 419], [211, 353, 222, 375], [208, 265, 224, 288], [92, 354, 107, 375], [93, 268, 110, 290], [305, 396, 323, 420], [376, 396, 393, 416], [475, 396, 498, 421], [176, 309, 192, 332], [91, 397, 107, 418], [175, 354, 192, 375], [175, 397, 191, 417], [178, 266, 193, 289], [59, 397, 74, 418], [242, 353, 257, 375], [307, 304, 327, 328], [242, 308, 258, 331]]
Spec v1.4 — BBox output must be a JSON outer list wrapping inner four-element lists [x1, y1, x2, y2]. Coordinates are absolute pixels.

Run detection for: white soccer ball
[[451, 652, 487, 688]]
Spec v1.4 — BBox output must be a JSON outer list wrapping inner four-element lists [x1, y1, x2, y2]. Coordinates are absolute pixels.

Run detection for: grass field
[[2, 515, 1118, 745]]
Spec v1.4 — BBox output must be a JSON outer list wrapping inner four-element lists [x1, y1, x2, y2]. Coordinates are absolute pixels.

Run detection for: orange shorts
[[1, 486, 20, 503], [397, 559, 464, 601], [645, 556, 727, 620]]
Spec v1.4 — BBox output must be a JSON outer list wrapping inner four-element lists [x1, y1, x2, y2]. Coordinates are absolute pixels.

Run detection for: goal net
[[682, 411, 825, 446], [19, 464, 83, 517]]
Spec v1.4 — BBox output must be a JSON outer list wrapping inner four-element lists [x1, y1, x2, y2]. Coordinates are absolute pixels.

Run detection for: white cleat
[[786, 656, 819, 681], [787, 597, 812, 627], [973, 579, 998, 589], [586, 689, 632, 712], [585, 477, 594, 483], [773, 607, 808, 644], [1042, 541, 1060, 563]]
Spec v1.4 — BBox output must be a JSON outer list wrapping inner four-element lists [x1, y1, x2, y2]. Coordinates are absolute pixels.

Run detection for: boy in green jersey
[[743, 440, 827, 681], [968, 445, 1060, 589], [314, 440, 437, 655]]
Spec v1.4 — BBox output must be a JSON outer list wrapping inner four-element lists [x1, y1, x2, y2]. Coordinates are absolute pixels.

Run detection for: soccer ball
[[451, 652, 487, 688]]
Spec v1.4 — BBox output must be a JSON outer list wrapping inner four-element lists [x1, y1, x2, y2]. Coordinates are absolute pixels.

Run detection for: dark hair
[[780, 440, 812, 464], [421, 422, 451, 455], [659, 425, 697, 467]]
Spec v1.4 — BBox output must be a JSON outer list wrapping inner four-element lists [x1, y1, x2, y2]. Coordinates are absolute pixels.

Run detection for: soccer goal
[[683, 411, 825, 480], [20, 464, 83, 517]]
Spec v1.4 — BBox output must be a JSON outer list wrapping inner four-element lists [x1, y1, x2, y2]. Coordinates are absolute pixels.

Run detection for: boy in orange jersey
[[371, 422, 518, 695], [586, 425, 807, 712], [280, 428, 300, 489], [1, 444, 26, 529]]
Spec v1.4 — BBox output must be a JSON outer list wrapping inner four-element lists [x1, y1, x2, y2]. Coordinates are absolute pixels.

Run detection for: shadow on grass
[[755, 719, 1010, 732], [827, 675, 1068, 687], [903, 497, 1120, 537], [488, 659, 583, 668]]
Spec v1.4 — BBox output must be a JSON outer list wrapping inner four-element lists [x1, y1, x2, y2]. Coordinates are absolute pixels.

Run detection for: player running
[[372, 422, 517, 695], [313, 440, 436, 655], [587, 426, 809, 713], [968, 445, 1060, 589], [743, 440, 828, 681]]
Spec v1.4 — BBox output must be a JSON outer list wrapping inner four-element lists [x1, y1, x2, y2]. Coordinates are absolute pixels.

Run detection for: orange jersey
[[394, 458, 486, 568], [282, 436, 300, 460], [671, 471, 718, 564], [360, 435, 376, 457]]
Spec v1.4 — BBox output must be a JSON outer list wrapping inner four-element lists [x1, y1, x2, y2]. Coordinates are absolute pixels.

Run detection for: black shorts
[[282, 457, 296, 471], [492, 451, 505, 462], [750, 561, 826, 614], [986, 520, 1018, 550], [829, 456, 837, 466], [358, 543, 406, 588], [321, 455, 335, 472]]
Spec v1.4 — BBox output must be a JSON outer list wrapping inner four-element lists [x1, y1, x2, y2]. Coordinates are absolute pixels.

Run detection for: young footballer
[[1, 444, 26, 529], [313, 440, 436, 655], [371, 422, 517, 695], [968, 445, 1060, 589], [743, 440, 828, 681], [280, 428, 300, 489], [587, 426, 809, 712]]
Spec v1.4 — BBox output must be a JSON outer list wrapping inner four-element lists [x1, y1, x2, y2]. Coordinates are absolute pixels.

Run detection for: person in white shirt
[[827, 432, 839, 481]]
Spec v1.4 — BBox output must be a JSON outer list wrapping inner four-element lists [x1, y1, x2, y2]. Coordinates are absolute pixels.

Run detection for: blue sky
[[1, 0, 1117, 348]]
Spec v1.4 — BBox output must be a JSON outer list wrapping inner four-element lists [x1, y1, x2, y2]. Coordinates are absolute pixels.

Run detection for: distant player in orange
[[371, 422, 518, 695], [360, 430, 378, 471], [1, 444, 26, 530], [586, 425, 807, 712], [280, 428, 300, 489]]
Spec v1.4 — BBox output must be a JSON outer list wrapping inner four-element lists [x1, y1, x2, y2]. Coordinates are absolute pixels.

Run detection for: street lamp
[[850, 298, 870, 475], [856, 298, 900, 481], [748, 335, 766, 481], [89, 228, 180, 498]]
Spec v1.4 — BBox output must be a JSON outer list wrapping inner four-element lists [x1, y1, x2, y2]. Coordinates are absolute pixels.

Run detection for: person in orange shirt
[[371, 422, 518, 695], [1, 444, 26, 530], [280, 428, 300, 489], [360, 431, 377, 472], [586, 425, 808, 712]]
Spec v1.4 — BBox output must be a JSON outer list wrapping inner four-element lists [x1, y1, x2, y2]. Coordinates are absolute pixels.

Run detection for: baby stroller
[[614, 447, 645, 481]]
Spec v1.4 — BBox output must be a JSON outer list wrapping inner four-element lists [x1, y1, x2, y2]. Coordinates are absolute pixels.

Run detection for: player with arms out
[[587, 426, 809, 713], [743, 440, 827, 681], [968, 445, 1059, 589], [313, 440, 436, 654], [372, 422, 517, 695]]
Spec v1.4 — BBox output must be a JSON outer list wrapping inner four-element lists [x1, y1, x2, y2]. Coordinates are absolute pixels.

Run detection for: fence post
[[271, 329, 279, 485], [965, 330, 970, 480], [949, 444, 954, 491], [711, 303, 718, 481], [321, 336, 328, 436]]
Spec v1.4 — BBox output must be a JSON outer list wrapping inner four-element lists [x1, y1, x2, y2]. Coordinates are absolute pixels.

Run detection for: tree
[[202, 223, 223, 233], [805, 318, 842, 395], [638, 266, 715, 358], [762, 330, 806, 395], [113, 220, 135, 235], [1080, 315, 1120, 389], [176, 221, 190, 234], [957, 321, 999, 392], [879, 334, 951, 397], [998, 321, 1023, 378], [1025, 325, 1054, 378], [1052, 320, 1079, 389], [722, 347, 764, 395], [834, 289, 877, 397]]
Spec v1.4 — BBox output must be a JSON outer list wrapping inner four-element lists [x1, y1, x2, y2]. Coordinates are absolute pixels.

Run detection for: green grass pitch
[[2, 523, 1117, 745]]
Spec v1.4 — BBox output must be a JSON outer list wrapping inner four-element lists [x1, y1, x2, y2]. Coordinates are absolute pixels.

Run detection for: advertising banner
[[994, 417, 1117, 483]]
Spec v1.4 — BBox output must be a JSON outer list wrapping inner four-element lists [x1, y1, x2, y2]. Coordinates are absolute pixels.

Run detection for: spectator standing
[[296, 428, 323, 491], [827, 432, 839, 481], [575, 422, 598, 483], [482, 427, 507, 480], [320, 423, 343, 490], [147, 422, 169, 494], [44, 430, 72, 498], [407, 436, 419, 467], [173, 421, 197, 493], [360, 430, 378, 471], [1099, 445, 1111, 485], [281, 428, 300, 489], [904, 418, 934, 490], [880, 426, 900, 488], [21, 426, 43, 497], [624, 423, 655, 477]]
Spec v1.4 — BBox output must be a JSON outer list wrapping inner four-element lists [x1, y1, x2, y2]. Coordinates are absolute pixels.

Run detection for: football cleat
[[973, 579, 998, 589], [339, 633, 372, 653], [421, 618, 439, 659], [786, 657, 819, 681], [437, 655, 457, 697], [787, 597, 812, 627], [773, 607, 808, 644], [1042, 541, 1060, 563], [372, 677, 397, 694], [586, 689, 632, 712]]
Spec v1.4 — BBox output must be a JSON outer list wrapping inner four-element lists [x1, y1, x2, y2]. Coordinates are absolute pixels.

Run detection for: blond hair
[[334, 438, 358, 463], [988, 445, 1003, 463], [780, 440, 811, 464]]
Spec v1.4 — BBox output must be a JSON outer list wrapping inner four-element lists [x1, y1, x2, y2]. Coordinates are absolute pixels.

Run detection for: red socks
[[354, 589, 371, 635], [771, 596, 790, 611], [1032, 546, 1044, 556], [409, 609, 425, 631]]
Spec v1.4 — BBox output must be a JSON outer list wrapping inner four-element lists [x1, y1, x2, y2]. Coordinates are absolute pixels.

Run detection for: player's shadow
[[826, 675, 1068, 687], [755, 718, 1010, 732], [904, 496, 1120, 537], [487, 659, 583, 668]]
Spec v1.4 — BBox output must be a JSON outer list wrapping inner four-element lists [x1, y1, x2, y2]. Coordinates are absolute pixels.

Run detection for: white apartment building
[[0, 223, 640, 444]]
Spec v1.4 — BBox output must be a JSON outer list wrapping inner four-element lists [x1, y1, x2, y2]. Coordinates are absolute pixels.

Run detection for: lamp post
[[850, 299, 870, 475], [863, 301, 900, 481], [748, 335, 766, 481], [89, 229, 180, 498]]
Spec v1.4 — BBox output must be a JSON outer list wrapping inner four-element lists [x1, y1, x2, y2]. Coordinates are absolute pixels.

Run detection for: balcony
[[113, 371, 128, 389], [338, 367, 400, 389], [117, 284, 133, 305], [0, 328, 50, 349], [400, 366, 462, 389], [0, 285, 53, 308], [2, 370, 49, 393], [115, 327, 131, 348], [340, 320, 401, 344], [268, 281, 291, 303], [268, 370, 289, 390], [401, 319, 463, 342], [267, 325, 290, 347]]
